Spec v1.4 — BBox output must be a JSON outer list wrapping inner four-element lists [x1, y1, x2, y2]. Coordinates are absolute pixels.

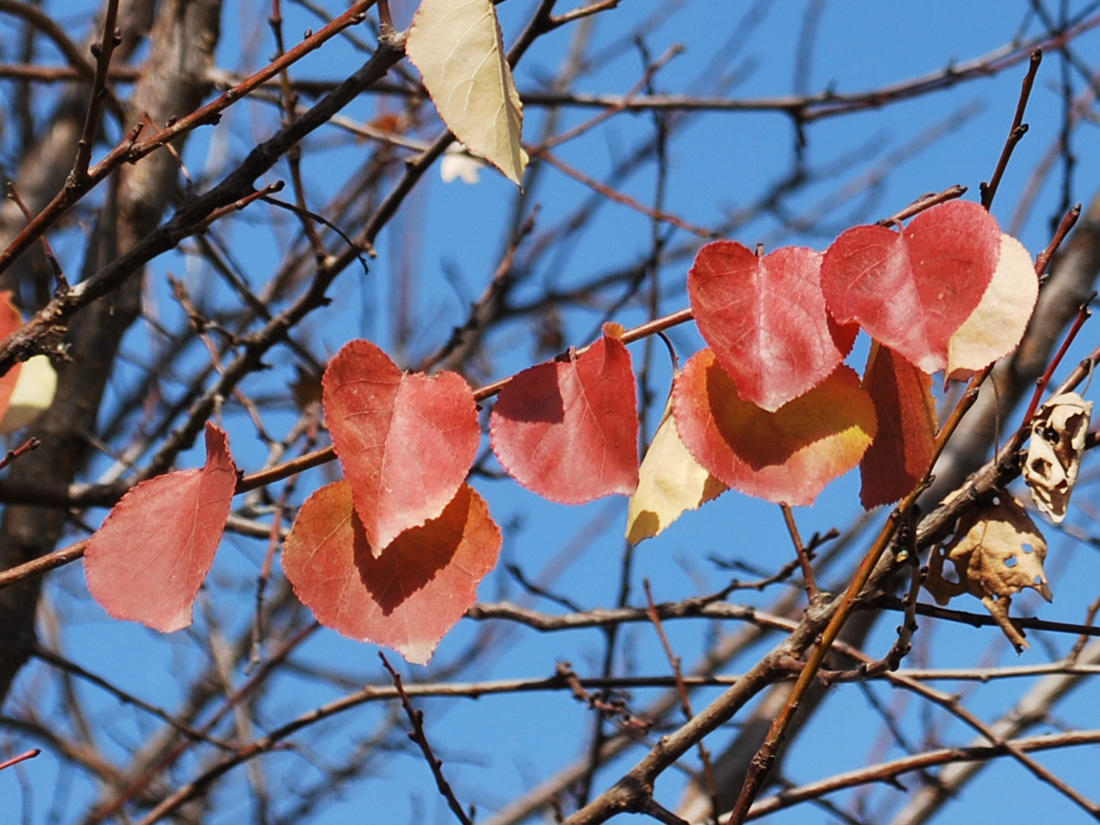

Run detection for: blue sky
[[4, 1, 1100, 824]]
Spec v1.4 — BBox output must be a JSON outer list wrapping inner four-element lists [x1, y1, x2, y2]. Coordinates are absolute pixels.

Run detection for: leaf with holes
[[859, 345, 937, 508], [84, 423, 238, 632], [323, 339, 479, 554], [406, 0, 528, 184], [673, 350, 876, 506], [688, 241, 856, 411], [282, 480, 501, 665], [490, 324, 639, 504], [925, 492, 1049, 651], [821, 199, 1000, 373], [1023, 392, 1092, 523]]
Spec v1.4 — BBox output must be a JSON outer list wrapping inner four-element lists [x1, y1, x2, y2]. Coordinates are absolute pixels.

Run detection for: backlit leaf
[[673, 350, 876, 506], [323, 339, 479, 553], [406, 0, 528, 185], [0, 354, 57, 433], [282, 480, 501, 665], [688, 241, 856, 411], [859, 345, 937, 508], [626, 393, 727, 544], [84, 423, 238, 632], [821, 200, 999, 373], [947, 233, 1037, 378], [490, 325, 639, 504], [0, 291, 25, 425]]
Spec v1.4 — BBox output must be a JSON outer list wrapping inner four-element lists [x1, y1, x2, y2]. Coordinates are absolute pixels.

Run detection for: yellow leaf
[[407, 0, 528, 185], [0, 355, 56, 433], [626, 396, 727, 544], [946, 233, 1037, 378]]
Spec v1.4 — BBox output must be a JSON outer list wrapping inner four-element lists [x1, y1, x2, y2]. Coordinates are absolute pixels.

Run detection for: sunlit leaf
[[406, 0, 528, 185], [673, 350, 876, 506], [84, 423, 238, 632], [689, 241, 855, 411], [821, 200, 1000, 373], [323, 339, 479, 554], [283, 480, 501, 665], [626, 393, 727, 544], [490, 325, 639, 504], [947, 233, 1038, 378]]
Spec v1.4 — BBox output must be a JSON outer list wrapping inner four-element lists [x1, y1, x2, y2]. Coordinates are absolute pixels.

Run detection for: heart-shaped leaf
[[323, 339, 479, 553], [689, 241, 856, 411], [673, 350, 876, 506], [821, 199, 1000, 373], [283, 480, 501, 665], [490, 325, 639, 504], [0, 291, 25, 424], [84, 423, 238, 632]]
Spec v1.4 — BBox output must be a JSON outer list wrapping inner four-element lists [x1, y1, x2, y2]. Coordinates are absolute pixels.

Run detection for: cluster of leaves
[[75, 193, 1073, 663]]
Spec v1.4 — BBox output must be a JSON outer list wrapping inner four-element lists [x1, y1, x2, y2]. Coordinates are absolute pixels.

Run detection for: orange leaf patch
[[490, 325, 639, 504], [0, 291, 25, 423], [84, 423, 238, 632], [673, 350, 876, 506], [282, 480, 501, 665], [323, 339, 479, 553]]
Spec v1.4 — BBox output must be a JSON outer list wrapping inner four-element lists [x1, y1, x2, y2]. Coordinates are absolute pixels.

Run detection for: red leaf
[[673, 350, 876, 506], [859, 345, 937, 508], [821, 200, 1000, 373], [84, 423, 237, 632], [0, 291, 25, 422], [282, 480, 501, 665], [490, 325, 639, 503], [689, 241, 855, 411], [323, 339, 479, 553]]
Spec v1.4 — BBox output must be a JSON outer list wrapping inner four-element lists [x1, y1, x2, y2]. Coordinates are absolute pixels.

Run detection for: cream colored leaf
[[925, 492, 1049, 651], [407, 0, 528, 185], [0, 355, 57, 433], [947, 233, 1037, 379], [626, 397, 727, 544], [1023, 392, 1092, 523]]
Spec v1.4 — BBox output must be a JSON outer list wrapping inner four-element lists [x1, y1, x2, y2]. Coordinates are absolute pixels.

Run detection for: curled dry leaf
[[84, 423, 238, 632], [946, 233, 1037, 379], [925, 492, 1050, 652], [626, 393, 727, 544], [406, 0, 528, 185], [282, 480, 501, 665], [1023, 392, 1092, 523]]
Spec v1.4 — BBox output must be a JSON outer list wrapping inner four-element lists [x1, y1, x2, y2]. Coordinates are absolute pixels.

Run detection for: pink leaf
[[689, 241, 855, 411], [490, 325, 639, 504], [84, 423, 237, 632], [821, 200, 1000, 373], [323, 339, 480, 553]]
